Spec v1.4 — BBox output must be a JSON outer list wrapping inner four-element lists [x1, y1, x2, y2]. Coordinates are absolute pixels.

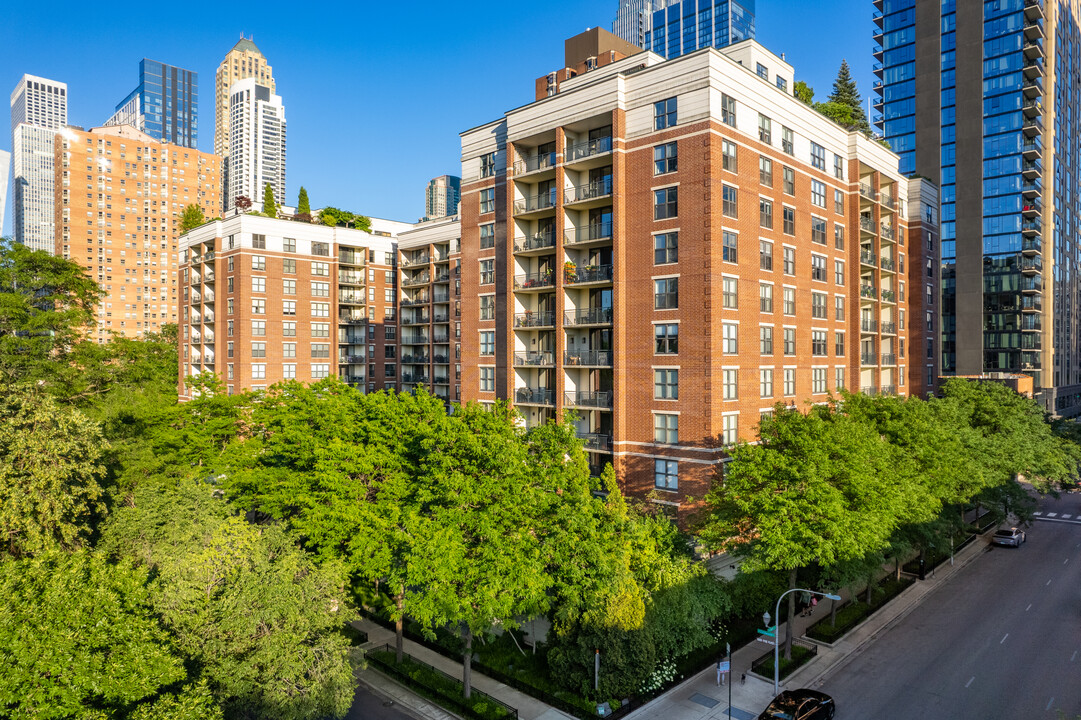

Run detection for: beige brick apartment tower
[[215, 36, 275, 195]]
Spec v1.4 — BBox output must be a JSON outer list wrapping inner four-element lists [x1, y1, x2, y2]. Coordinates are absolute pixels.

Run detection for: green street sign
[[757, 626, 777, 638]]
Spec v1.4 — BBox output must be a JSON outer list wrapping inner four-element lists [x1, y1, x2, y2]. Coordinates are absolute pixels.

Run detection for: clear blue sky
[[1, 0, 875, 231]]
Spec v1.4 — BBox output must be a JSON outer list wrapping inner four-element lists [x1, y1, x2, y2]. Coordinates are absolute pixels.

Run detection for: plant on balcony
[[563, 261, 576, 283]]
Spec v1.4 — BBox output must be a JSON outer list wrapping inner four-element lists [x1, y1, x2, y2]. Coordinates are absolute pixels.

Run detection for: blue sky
[[1, 0, 876, 231]]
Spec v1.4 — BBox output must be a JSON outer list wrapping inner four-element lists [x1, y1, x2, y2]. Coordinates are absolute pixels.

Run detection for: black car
[[757, 689, 836, 720]]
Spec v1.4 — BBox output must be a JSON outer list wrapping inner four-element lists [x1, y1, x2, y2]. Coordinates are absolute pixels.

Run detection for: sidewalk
[[623, 533, 991, 720], [354, 617, 575, 720]]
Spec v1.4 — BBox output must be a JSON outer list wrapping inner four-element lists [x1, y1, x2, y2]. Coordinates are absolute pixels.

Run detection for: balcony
[[402, 254, 430, 269], [1022, 136, 1042, 160], [339, 271, 363, 285], [339, 249, 364, 265], [1024, 38, 1045, 59], [342, 374, 365, 385], [565, 221, 613, 247], [339, 291, 365, 304], [402, 273, 430, 288], [881, 321, 897, 335], [339, 354, 366, 364], [860, 216, 877, 234], [1021, 276, 1043, 292], [1023, 115, 1043, 137], [433, 312, 450, 323], [881, 289, 896, 303], [1022, 217, 1042, 235], [578, 433, 612, 451], [565, 307, 613, 326], [433, 271, 451, 283], [513, 271, 556, 291], [1024, 16, 1045, 40], [880, 257, 896, 272], [1022, 237, 1042, 254], [1025, 0, 1044, 20], [401, 333, 430, 345], [565, 390, 613, 409], [1023, 75, 1044, 100], [860, 249, 877, 267], [882, 353, 897, 366], [861, 353, 878, 366], [880, 192, 896, 211], [514, 150, 556, 176], [340, 314, 367, 325], [513, 189, 556, 216], [565, 135, 612, 164], [861, 386, 878, 396], [565, 349, 612, 367], [434, 354, 450, 364], [433, 330, 450, 343], [401, 354, 430, 364], [514, 351, 554, 367], [880, 223, 895, 241], [1022, 177, 1042, 199], [861, 319, 878, 333], [565, 264, 613, 285], [1022, 198, 1042, 218], [514, 311, 555, 328], [861, 284, 878, 300], [400, 297, 429, 307], [880, 385, 897, 396], [1024, 54, 1045, 79], [1022, 295, 1043, 312], [402, 314, 430, 326], [564, 177, 613, 207], [401, 373, 430, 384], [1022, 95, 1043, 117], [1022, 316, 1043, 331], [516, 387, 555, 405], [859, 183, 877, 202], [513, 231, 556, 255], [1021, 159, 1042, 180]]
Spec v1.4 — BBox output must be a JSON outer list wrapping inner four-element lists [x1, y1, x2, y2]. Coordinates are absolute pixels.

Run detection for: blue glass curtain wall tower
[[108, 59, 197, 148], [644, 0, 755, 59]]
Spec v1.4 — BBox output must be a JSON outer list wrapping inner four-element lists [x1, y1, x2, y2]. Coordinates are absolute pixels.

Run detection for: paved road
[[816, 492, 1081, 720], [344, 681, 420, 720]]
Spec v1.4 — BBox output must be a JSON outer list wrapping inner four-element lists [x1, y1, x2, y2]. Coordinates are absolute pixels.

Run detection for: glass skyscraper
[[875, 0, 1081, 415], [106, 59, 197, 148], [616, 0, 754, 58]]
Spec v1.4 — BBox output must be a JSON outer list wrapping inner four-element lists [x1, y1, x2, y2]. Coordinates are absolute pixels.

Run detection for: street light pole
[[772, 588, 842, 697]]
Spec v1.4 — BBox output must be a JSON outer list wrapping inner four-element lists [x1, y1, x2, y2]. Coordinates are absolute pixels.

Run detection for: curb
[[358, 667, 463, 720]]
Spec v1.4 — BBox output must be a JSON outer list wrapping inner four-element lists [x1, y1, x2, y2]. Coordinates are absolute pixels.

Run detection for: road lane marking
[[965, 676, 975, 688], [1034, 516, 1081, 525], [1026, 604, 1032, 611], [1035, 511, 1043, 516], [1066, 559, 1070, 565], [1001, 633, 1009, 644], [1046, 698, 1055, 711], [1047, 579, 1053, 586], [1048, 513, 1059, 517], [1072, 651, 1077, 662], [1064, 515, 1073, 519]]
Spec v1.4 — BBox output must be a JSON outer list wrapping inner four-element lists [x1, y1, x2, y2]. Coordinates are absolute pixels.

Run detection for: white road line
[[1048, 513, 1059, 517], [965, 676, 975, 688], [1035, 517, 1081, 525], [1026, 604, 1032, 611], [1001, 633, 1009, 644], [1072, 651, 1077, 662], [1034, 511, 1043, 516], [1046, 698, 1055, 711], [1064, 515, 1073, 519], [1047, 579, 1053, 586], [1066, 558, 1070, 565]]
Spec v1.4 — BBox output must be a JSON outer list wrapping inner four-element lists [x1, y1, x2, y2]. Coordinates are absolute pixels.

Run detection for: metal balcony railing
[[513, 272, 555, 290], [514, 351, 554, 366], [565, 221, 613, 245], [515, 387, 555, 405], [514, 150, 556, 175], [578, 433, 613, 451], [861, 319, 878, 333], [564, 350, 612, 366], [565, 177, 613, 204], [514, 189, 557, 214], [565, 390, 613, 408], [565, 307, 613, 325], [566, 135, 612, 162], [565, 264, 613, 284], [513, 231, 556, 253], [514, 311, 555, 328]]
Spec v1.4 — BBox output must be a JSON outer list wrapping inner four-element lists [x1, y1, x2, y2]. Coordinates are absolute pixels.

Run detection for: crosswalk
[[1033, 511, 1081, 525]]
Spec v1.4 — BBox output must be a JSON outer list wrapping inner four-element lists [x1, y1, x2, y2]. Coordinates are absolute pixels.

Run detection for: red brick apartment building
[[457, 31, 940, 512], [177, 213, 410, 399]]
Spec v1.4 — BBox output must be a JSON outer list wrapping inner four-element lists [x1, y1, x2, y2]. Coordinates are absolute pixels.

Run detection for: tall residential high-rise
[[874, 0, 1071, 414], [424, 175, 460, 220], [10, 74, 67, 253], [54, 124, 221, 339], [105, 59, 198, 148], [459, 31, 938, 512], [0, 149, 10, 237], [643, 0, 756, 59], [215, 36, 275, 163], [612, 0, 652, 46], [226, 78, 286, 210]]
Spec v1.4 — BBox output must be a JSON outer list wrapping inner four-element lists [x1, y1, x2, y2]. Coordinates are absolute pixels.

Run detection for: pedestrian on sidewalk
[[799, 590, 811, 617], [809, 596, 818, 616]]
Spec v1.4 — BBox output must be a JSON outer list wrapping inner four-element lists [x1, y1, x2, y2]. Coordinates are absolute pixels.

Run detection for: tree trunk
[[395, 588, 404, 664], [462, 627, 473, 699], [784, 567, 797, 661]]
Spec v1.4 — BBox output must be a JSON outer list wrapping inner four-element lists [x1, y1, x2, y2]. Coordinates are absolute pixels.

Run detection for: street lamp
[[772, 588, 841, 696]]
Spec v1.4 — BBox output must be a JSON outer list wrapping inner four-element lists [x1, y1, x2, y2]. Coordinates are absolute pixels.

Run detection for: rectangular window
[[228, 257, 235, 272], [251, 363, 266, 380], [654, 277, 678, 309], [479, 223, 495, 249], [227, 341, 234, 358], [811, 216, 826, 244], [758, 114, 772, 144], [312, 364, 330, 380], [283, 238, 296, 253], [654, 187, 678, 219], [760, 326, 774, 354], [252, 234, 266, 249], [283, 279, 296, 295], [811, 292, 827, 319], [835, 296, 845, 321], [252, 276, 265, 293], [252, 299, 265, 315], [760, 240, 773, 271], [654, 97, 677, 130], [479, 367, 495, 391], [783, 328, 796, 355], [760, 156, 773, 186], [654, 232, 678, 264], [835, 332, 846, 356], [722, 184, 738, 218], [283, 322, 296, 337], [783, 166, 795, 195], [834, 224, 845, 250], [655, 323, 679, 353], [760, 198, 773, 229], [722, 277, 738, 309], [783, 247, 795, 276], [311, 323, 330, 338], [311, 242, 329, 257], [227, 277, 235, 293], [722, 231, 738, 262], [723, 368, 738, 399], [811, 180, 826, 208], [783, 206, 795, 235], [784, 368, 796, 396], [813, 367, 827, 393], [480, 259, 494, 285], [385, 363, 397, 378], [777, 76, 788, 92], [760, 369, 774, 398], [723, 323, 738, 354], [833, 154, 844, 180], [283, 343, 296, 359], [834, 189, 844, 215], [810, 142, 826, 170], [722, 140, 738, 172], [811, 254, 827, 281], [654, 459, 678, 490], [227, 320, 234, 337], [312, 262, 329, 277], [480, 188, 495, 213], [782, 126, 794, 155], [251, 320, 266, 337], [283, 258, 296, 274], [756, 62, 769, 80], [783, 287, 796, 315], [654, 414, 678, 444], [654, 142, 678, 174], [654, 369, 679, 399], [812, 330, 827, 356], [480, 152, 496, 178], [760, 283, 773, 312], [480, 331, 495, 356], [311, 302, 329, 318], [311, 343, 330, 359], [311, 281, 330, 297], [479, 295, 495, 320], [251, 342, 266, 358], [283, 364, 296, 379], [835, 260, 845, 286], [722, 414, 738, 445], [721, 93, 736, 126], [836, 367, 846, 390], [251, 255, 266, 271]]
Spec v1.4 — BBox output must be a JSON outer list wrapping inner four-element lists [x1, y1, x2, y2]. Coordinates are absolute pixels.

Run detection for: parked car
[[991, 527, 1026, 547], [757, 689, 835, 720]]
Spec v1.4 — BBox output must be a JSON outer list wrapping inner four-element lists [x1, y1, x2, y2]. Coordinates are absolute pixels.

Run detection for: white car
[[991, 527, 1026, 547]]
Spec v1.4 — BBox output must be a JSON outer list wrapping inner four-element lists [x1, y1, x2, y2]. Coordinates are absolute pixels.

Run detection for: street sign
[[757, 626, 777, 637], [718, 661, 730, 673], [756, 637, 776, 646]]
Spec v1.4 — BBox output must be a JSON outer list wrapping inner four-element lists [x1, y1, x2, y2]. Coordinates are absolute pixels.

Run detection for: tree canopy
[[320, 206, 372, 232], [179, 204, 207, 234], [297, 186, 311, 215]]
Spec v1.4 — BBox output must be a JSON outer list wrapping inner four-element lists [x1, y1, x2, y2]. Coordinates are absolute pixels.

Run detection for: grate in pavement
[[689, 693, 719, 708], [727, 708, 756, 720]]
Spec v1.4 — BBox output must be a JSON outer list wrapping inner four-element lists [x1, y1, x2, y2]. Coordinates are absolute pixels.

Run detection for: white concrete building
[[226, 78, 286, 211], [0, 149, 10, 237], [10, 74, 67, 252]]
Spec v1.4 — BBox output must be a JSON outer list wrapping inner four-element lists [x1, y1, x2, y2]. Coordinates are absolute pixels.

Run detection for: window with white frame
[[655, 97, 678, 130], [251, 320, 266, 337], [722, 140, 738, 172], [252, 299, 265, 314], [654, 413, 678, 444], [723, 231, 738, 262], [835, 259, 845, 286], [655, 323, 679, 353], [722, 414, 738, 445], [283, 343, 296, 358], [655, 232, 678, 264], [311, 281, 330, 297], [283, 364, 296, 379], [760, 368, 774, 398], [723, 368, 738, 399], [723, 323, 738, 354], [836, 367, 846, 390], [812, 367, 827, 393], [654, 459, 678, 490], [312, 364, 330, 379], [811, 180, 826, 208], [284, 279, 296, 295], [654, 368, 679, 399], [760, 283, 773, 312], [311, 302, 329, 318], [783, 328, 796, 355], [812, 330, 827, 356], [283, 321, 297, 337], [252, 363, 266, 379], [783, 166, 795, 194], [654, 142, 678, 174], [811, 292, 827, 319], [312, 262, 329, 276], [760, 326, 774, 354], [251, 342, 266, 358], [480, 331, 495, 356], [783, 287, 796, 316], [251, 255, 266, 270], [480, 188, 495, 213], [252, 276, 265, 293], [783, 368, 796, 396], [810, 142, 825, 170], [479, 367, 495, 391], [312, 323, 330, 338]]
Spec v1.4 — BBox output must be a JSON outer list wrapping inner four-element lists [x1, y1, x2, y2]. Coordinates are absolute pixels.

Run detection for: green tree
[[179, 204, 207, 233], [262, 183, 277, 217], [0, 386, 108, 557], [793, 80, 815, 105], [0, 550, 221, 720], [297, 186, 311, 215], [818, 60, 870, 133], [320, 206, 372, 232]]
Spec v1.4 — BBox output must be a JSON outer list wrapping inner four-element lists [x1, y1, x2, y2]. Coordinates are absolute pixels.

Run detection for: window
[[654, 414, 678, 444], [722, 140, 738, 172], [783, 247, 795, 275], [723, 368, 738, 399], [385, 326, 396, 340], [654, 369, 678, 399], [311, 302, 329, 318], [252, 299, 265, 314], [227, 320, 234, 337], [783, 166, 795, 195], [835, 260, 845, 286], [835, 296, 845, 321], [283, 238, 296, 253], [252, 276, 265, 293], [251, 342, 266, 358], [283, 364, 296, 379], [480, 152, 496, 178], [810, 142, 826, 170], [252, 363, 266, 380], [480, 295, 495, 320], [783, 286, 796, 315], [722, 414, 738, 445], [250, 320, 266, 337], [776, 75, 788, 92], [722, 231, 738, 262], [835, 332, 846, 356], [760, 240, 773, 270], [312, 262, 329, 276], [760, 283, 773, 312], [654, 187, 678, 219], [760, 326, 774, 354], [655, 232, 678, 264], [723, 323, 738, 354], [813, 367, 827, 393], [283, 279, 296, 295], [811, 180, 826, 208], [252, 234, 266, 249], [227, 341, 234, 358], [654, 97, 677, 130], [760, 198, 773, 229], [760, 369, 774, 398], [655, 323, 678, 353], [655, 277, 678, 309], [760, 156, 773, 186], [283, 258, 296, 274], [756, 62, 769, 80], [722, 185, 738, 218], [758, 114, 772, 144], [480, 259, 494, 285], [836, 367, 846, 390], [312, 364, 330, 380], [809, 216, 826, 244], [385, 363, 397, 378], [480, 188, 495, 213], [480, 223, 495, 249], [312, 242, 329, 257], [783, 328, 796, 355], [654, 142, 678, 174], [312, 323, 330, 338], [811, 292, 827, 319], [654, 459, 678, 490], [227, 277, 235, 293], [479, 367, 495, 391], [812, 330, 827, 356], [283, 322, 296, 337], [811, 254, 827, 281], [833, 154, 844, 180], [283, 343, 296, 358], [834, 224, 845, 250], [251, 255, 266, 271], [722, 277, 738, 309], [720, 93, 736, 126], [834, 189, 844, 215], [228, 257, 234, 272], [311, 281, 330, 297], [783, 206, 795, 235], [480, 331, 495, 356], [311, 343, 330, 359], [782, 126, 794, 155]]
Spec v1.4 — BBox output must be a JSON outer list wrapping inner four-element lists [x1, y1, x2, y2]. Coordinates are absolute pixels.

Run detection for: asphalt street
[[816, 492, 1081, 720], [344, 681, 420, 720]]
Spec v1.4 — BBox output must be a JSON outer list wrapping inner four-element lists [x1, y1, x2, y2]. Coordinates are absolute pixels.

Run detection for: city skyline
[[0, 0, 877, 232]]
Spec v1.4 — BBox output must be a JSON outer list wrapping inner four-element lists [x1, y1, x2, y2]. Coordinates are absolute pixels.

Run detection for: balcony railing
[[565, 177, 613, 204], [515, 387, 555, 405], [402, 254, 430, 268], [514, 351, 554, 366], [565, 222, 613, 245], [882, 353, 897, 365], [514, 150, 556, 175], [339, 291, 365, 304], [578, 433, 613, 451], [860, 216, 876, 233], [566, 135, 612, 162], [881, 321, 897, 334], [881, 289, 896, 302], [880, 257, 896, 272], [402, 273, 430, 287], [859, 183, 877, 201], [564, 349, 612, 367], [861, 353, 878, 366], [861, 385, 878, 396], [565, 390, 613, 408], [861, 319, 878, 333], [401, 355, 430, 364], [513, 231, 556, 253], [860, 249, 877, 266], [566, 264, 613, 284], [514, 311, 555, 328], [880, 192, 896, 210], [880, 385, 897, 396], [402, 315, 430, 325], [513, 272, 555, 290], [861, 284, 878, 300], [401, 297, 429, 307], [880, 224, 895, 241], [401, 333, 430, 345], [565, 307, 613, 325], [401, 373, 430, 384], [513, 189, 556, 214], [340, 315, 367, 325]]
